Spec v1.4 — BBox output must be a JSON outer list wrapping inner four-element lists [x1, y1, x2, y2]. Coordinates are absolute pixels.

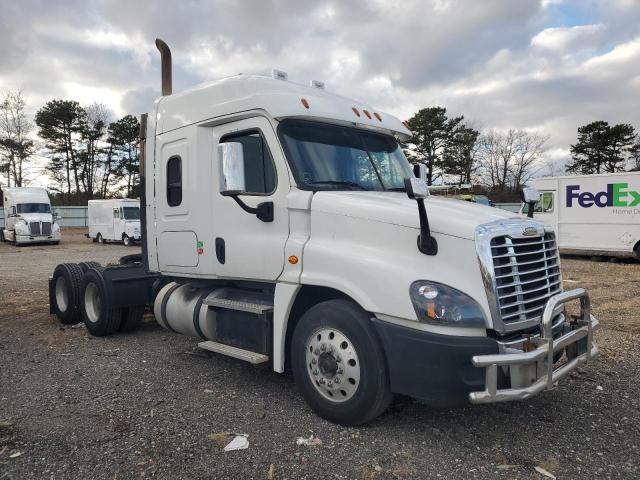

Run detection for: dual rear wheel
[[50, 263, 145, 335]]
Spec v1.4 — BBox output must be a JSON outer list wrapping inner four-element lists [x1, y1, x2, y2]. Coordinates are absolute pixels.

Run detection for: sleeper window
[[534, 191, 554, 213], [167, 156, 182, 206], [220, 131, 276, 194]]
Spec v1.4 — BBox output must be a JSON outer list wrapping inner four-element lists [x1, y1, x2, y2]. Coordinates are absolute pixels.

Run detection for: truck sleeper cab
[[1, 187, 61, 245], [48, 40, 598, 425]]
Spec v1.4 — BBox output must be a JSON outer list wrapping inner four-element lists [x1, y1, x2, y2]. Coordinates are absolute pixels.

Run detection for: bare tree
[[477, 129, 548, 192], [81, 103, 112, 198], [0, 90, 35, 187]]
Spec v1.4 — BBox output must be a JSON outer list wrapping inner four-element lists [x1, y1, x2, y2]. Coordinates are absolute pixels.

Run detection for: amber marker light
[[374, 112, 382, 121], [301, 98, 310, 109], [363, 109, 372, 119], [352, 107, 361, 117], [288, 255, 299, 264]]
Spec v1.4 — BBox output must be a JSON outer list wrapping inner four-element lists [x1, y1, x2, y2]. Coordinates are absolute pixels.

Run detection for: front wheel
[[96, 233, 104, 244], [291, 299, 392, 425], [0, 228, 5, 242], [122, 234, 131, 247]]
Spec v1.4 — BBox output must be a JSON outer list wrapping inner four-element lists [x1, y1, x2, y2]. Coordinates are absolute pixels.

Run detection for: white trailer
[[48, 39, 599, 425], [521, 172, 640, 258], [1, 187, 61, 245], [88, 199, 141, 246]]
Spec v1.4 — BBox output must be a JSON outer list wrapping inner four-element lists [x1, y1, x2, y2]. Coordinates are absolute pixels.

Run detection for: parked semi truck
[[88, 198, 141, 246], [1, 187, 61, 245], [521, 172, 640, 258], [48, 40, 598, 425]]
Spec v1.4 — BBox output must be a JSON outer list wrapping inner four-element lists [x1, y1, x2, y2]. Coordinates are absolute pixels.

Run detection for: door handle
[[215, 237, 225, 264]]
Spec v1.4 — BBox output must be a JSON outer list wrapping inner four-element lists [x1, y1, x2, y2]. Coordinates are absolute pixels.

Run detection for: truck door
[[212, 117, 290, 281], [533, 190, 557, 231], [111, 207, 120, 240]]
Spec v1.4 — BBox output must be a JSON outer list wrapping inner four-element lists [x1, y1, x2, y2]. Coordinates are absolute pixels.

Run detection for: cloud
[[1, 0, 639, 175]]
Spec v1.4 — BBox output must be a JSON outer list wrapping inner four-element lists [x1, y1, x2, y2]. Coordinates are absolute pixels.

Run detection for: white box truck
[[48, 40, 599, 425], [1, 187, 61, 245], [521, 172, 640, 258], [88, 199, 141, 246]]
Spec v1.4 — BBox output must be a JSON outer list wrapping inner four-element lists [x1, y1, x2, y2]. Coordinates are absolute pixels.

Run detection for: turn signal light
[[288, 255, 299, 265], [301, 98, 310, 109]]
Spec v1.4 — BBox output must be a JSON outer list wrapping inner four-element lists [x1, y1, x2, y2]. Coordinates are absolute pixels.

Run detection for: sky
[[1, 0, 640, 181]]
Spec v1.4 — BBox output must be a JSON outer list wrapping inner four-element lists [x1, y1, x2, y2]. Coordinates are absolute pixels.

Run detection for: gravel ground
[[1, 229, 639, 479]]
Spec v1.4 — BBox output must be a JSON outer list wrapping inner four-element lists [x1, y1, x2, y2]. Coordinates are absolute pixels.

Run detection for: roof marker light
[[310, 80, 325, 89], [301, 98, 310, 109], [352, 107, 361, 117], [363, 109, 372, 119], [272, 69, 288, 81], [374, 112, 382, 121]]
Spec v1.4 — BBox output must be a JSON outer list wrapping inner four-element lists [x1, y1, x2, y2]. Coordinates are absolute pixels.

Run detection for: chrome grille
[[490, 232, 561, 325], [29, 221, 41, 235], [42, 222, 52, 235]]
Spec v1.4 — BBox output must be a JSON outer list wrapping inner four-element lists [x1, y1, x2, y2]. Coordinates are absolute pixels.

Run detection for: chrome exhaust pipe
[[155, 38, 172, 96]]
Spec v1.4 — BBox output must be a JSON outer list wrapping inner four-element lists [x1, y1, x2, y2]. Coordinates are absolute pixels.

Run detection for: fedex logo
[[566, 183, 640, 208]]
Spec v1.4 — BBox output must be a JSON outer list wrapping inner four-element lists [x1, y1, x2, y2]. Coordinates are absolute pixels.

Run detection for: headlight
[[15, 221, 29, 234], [410, 281, 485, 327]]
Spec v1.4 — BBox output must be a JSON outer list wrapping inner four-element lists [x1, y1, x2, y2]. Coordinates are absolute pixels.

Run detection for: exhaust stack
[[155, 38, 172, 96]]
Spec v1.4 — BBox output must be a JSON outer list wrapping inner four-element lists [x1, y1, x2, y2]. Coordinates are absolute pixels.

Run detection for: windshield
[[122, 207, 140, 220], [17, 203, 51, 214], [279, 120, 413, 191]]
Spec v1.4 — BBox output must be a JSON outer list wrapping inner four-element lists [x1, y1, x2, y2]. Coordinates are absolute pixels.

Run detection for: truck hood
[[311, 191, 520, 240]]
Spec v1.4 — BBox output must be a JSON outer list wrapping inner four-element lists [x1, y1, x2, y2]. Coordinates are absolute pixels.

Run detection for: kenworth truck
[[48, 39, 598, 425], [1, 187, 61, 245]]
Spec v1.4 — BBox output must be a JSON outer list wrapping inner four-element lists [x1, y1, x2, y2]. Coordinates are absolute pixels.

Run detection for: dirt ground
[[1, 228, 639, 479]]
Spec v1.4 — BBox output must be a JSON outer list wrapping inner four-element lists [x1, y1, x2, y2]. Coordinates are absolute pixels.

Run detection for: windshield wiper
[[308, 181, 370, 191]]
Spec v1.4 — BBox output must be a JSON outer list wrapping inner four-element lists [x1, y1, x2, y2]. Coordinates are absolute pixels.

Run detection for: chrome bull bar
[[469, 288, 599, 404]]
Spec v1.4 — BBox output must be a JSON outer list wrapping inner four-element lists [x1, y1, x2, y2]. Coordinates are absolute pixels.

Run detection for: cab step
[[198, 340, 269, 364], [203, 295, 274, 315]]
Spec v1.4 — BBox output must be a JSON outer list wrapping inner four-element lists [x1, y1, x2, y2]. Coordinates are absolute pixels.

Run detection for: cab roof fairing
[[154, 74, 412, 141]]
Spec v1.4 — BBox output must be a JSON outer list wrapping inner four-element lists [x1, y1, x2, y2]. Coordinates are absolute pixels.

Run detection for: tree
[[406, 107, 464, 185], [0, 90, 35, 187], [567, 121, 635, 174], [35, 100, 86, 195], [629, 139, 640, 172], [108, 115, 140, 197], [80, 103, 111, 199], [477, 129, 548, 193], [441, 126, 479, 184]]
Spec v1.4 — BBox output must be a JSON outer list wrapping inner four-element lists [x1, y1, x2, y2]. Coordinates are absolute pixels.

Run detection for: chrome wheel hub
[[84, 282, 101, 323], [305, 328, 360, 402], [55, 276, 68, 312]]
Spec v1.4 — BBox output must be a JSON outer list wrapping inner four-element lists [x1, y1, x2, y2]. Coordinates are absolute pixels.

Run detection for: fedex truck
[[0, 187, 61, 245], [88, 199, 141, 246], [521, 172, 640, 258], [46, 39, 599, 425]]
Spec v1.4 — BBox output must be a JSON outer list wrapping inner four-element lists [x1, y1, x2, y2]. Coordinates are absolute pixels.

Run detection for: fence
[[0, 206, 88, 229]]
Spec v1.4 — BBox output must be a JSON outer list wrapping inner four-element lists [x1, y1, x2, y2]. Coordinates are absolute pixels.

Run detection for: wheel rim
[[97, 234, 102, 243], [123, 236, 129, 246], [55, 276, 68, 312], [84, 282, 101, 323], [305, 327, 361, 403]]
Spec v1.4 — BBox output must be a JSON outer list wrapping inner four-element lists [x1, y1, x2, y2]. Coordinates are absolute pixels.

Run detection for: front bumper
[[16, 232, 61, 244], [469, 288, 598, 404]]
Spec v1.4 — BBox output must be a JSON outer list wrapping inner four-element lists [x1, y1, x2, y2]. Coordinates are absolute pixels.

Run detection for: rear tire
[[80, 268, 122, 336], [291, 299, 392, 425], [119, 306, 145, 332], [51, 263, 84, 325], [78, 261, 102, 273]]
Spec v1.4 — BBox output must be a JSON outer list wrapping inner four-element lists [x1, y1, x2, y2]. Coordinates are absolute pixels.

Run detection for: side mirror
[[413, 163, 427, 183], [218, 142, 246, 196], [404, 177, 429, 200], [404, 177, 437, 255], [53, 210, 62, 221], [520, 187, 540, 218], [9, 206, 16, 216], [520, 187, 540, 204]]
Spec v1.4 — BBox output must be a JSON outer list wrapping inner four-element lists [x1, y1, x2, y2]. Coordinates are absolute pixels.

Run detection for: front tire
[[96, 233, 104, 244], [51, 263, 84, 325], [291, 299, 392, 425], [122, 234, 131, 247], [0, 228, 5, 242], [80, 268, 122, 336]]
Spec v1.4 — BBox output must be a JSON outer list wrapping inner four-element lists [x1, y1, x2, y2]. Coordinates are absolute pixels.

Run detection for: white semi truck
[[88, 198, 141, 246], [521, 172, 640, 258], [1, 187, 61, 245], [48, 40, 599, 425]]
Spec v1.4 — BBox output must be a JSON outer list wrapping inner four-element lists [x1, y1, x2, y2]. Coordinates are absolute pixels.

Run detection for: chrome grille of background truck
[[476, 219, 563, 334], [29, 221, 41, 235], [41, 222, 52, 236]]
